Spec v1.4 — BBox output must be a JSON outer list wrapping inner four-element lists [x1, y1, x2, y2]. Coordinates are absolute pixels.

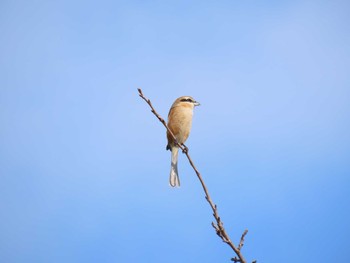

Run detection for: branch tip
[[238, 229, 249, 250]]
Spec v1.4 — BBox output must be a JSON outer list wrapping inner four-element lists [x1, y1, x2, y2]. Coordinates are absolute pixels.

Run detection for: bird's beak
[[194, 101, 200, 106]]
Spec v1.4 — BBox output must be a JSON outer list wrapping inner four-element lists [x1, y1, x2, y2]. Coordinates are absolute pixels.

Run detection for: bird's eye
[[181, 98, 192, 102]]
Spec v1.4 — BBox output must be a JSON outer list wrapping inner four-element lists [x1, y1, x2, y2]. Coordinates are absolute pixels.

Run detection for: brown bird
[[166, 96, 200, 187]]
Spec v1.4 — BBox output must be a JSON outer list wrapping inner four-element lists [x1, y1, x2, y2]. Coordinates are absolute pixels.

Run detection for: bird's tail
[[169, 147, 180, 187]]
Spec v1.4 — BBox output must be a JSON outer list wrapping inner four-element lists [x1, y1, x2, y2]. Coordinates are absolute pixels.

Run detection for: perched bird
[[166, 96, 200, 187]]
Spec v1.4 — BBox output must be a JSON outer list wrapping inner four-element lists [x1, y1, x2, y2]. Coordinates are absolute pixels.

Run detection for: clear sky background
[[1, 0, 349, 262]]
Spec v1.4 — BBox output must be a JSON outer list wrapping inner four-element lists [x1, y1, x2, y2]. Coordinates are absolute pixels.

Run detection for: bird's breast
[[167, 107, 193, 145]]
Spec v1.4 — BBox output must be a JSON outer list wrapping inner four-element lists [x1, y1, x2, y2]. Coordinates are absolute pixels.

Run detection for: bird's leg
[[182, 144, 188, 153]]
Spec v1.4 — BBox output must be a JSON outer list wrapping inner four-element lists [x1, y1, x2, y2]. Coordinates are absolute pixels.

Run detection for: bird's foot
[[182, 144, 188, 153]]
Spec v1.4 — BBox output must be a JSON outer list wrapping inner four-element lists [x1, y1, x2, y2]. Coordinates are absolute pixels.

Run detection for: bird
[[166, 96, 200, 187]]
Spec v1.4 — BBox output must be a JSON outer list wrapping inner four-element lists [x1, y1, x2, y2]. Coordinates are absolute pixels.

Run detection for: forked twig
[[138, 89, 255, 263]]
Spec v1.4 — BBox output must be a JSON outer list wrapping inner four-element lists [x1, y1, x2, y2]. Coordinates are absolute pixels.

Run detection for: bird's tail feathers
[[169, 147, 180, 187]]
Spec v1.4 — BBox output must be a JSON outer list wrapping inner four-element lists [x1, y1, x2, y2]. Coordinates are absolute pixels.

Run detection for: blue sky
[[1, 0, 349, 262]]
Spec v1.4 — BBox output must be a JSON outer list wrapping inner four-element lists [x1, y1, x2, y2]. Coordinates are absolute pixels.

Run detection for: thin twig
[[138, 89, 253, 263]]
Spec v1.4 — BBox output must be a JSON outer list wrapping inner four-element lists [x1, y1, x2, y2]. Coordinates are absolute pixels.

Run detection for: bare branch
[[138, 89, 253, 263]]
